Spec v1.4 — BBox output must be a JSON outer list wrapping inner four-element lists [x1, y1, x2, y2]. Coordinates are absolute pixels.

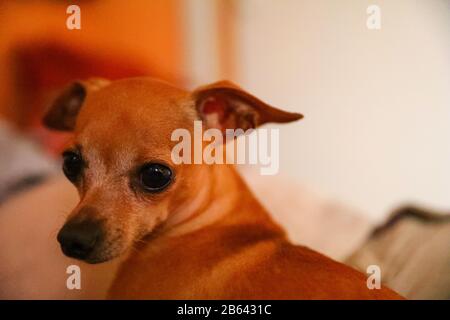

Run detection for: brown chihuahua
[[43, 77, 402, 299]]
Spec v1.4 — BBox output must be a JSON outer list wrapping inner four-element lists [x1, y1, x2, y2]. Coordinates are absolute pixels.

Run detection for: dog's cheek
[[135, 201, 171, 238]]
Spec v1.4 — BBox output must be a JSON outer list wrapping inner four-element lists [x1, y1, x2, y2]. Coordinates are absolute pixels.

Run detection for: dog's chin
[[61, 245, 125, 264], [85, 245, 128, 264], [83, 253, 117, 264]]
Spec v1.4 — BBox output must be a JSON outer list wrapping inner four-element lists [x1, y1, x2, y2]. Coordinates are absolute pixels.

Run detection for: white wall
[[234, 0, 450, 219], [181, 0, 221, 85]]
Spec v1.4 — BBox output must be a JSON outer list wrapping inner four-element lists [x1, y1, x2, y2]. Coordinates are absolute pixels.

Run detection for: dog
[[43, 77, 403, 299]]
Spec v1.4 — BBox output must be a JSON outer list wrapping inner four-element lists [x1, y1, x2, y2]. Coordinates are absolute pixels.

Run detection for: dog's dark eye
[[139, 163, 172, 192], [62, 151, 83, 182]]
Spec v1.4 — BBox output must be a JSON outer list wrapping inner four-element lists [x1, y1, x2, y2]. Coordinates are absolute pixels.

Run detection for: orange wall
[[0, 0, 183, 123]]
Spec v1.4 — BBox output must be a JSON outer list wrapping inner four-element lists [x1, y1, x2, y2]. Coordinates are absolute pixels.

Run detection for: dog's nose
[[57, 219, 103, 260]]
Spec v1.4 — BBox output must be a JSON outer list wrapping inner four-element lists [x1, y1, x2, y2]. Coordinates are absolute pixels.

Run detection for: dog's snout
[[57, 219, 104, 260]]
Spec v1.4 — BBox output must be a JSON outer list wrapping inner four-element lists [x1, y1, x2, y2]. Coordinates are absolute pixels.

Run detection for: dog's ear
[[43, 78, 110, 131], [192, 80, 303, 133]]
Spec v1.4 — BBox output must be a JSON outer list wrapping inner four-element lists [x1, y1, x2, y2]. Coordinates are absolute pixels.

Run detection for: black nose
[[57, 219, 103, 260]]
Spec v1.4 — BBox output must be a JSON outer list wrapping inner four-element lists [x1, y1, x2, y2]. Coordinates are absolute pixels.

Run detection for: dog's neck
[[162, 164, 240, 237], [160, 164, 280, 238]]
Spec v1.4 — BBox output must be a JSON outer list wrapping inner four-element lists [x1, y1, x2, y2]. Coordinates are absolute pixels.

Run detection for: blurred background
[[0, 0, 449, 300], [0, 0, 449, 220]]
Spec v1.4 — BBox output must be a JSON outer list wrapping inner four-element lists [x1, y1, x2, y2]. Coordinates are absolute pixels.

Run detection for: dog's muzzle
[[57, 218, 105, 261]]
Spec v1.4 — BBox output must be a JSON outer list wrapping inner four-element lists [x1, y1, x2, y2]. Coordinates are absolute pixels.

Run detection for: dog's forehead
[[73, 78, 197, 163], [79, 78, 194, 126], [77, 79, 196, 136]]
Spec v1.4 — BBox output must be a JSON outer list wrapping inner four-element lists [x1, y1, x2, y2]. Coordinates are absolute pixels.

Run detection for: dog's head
[[44, 77, 302, 263]]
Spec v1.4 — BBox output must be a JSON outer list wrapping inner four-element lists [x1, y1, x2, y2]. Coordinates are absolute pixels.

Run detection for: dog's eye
[[62, 151, 83, 182], [139, 163, 172, 192]]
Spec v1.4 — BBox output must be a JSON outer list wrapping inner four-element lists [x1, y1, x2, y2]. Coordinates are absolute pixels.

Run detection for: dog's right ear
[[193, 80, 303, 134], [43, 78, 110, 131]]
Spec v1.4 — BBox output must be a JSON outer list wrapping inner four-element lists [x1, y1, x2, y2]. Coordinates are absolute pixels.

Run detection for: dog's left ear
[[193, 80, 303, 133], [43, 78, 110, 131]]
